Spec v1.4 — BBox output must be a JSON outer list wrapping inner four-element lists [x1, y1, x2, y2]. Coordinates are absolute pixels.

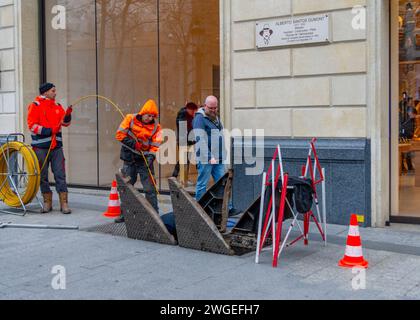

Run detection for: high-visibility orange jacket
[[27, 96, 72, 150], [116, 100, 162, 162]]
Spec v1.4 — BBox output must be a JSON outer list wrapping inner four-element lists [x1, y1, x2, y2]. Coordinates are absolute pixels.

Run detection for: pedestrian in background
[[172, 102, 198, 181]]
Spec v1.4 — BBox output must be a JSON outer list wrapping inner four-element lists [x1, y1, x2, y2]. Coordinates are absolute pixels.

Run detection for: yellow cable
[[0, 142, 41, 207], [71, 95, 160, 196], [71, 95, 125, 119]]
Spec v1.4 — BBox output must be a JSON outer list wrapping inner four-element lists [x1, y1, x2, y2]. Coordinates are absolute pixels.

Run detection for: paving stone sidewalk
[[1, 190, 420, 300]]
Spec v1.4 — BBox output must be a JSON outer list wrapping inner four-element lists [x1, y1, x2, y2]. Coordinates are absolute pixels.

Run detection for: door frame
[[389, 0, 420, 224]]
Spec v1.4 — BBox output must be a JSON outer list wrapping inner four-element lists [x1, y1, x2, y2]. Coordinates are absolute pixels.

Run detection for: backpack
[[287, 176, 314, 214]]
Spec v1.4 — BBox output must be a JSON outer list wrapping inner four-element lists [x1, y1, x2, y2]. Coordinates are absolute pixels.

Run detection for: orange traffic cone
[[103, 180, 121, 218], [339, 214, 369, 269]]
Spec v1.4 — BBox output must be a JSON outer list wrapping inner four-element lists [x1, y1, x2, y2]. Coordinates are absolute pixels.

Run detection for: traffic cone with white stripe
[[103, 180, 121, 218], [339, 214, 369, 269]]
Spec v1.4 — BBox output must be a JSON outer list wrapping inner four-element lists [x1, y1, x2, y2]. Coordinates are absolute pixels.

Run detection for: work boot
[[59, 192, 72, 215], [114, 215, 125, 224], [41, 192, 53, 213]]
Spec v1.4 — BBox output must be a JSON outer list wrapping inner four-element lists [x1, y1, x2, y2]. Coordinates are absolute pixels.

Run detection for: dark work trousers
[[122, 161, 138, 185], [34, 147, 68, 194], [172, 144, 194, 178], [172, 160, 192, 178], [135, 157, 159, 213]]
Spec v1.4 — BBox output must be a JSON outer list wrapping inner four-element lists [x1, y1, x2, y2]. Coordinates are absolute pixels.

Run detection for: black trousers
[[172, 144, 194, 178], [122, 161, 138, 185], [134, 157, 159, 212]]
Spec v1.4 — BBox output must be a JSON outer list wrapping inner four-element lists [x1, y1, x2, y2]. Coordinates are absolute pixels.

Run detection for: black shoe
[[114, 216, 125, 224]]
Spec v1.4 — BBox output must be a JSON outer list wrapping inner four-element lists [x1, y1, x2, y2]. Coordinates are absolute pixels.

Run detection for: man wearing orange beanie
[[115, 100, 163, 223]]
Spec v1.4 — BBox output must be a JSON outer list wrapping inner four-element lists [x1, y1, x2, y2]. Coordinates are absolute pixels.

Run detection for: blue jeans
[[195, 163, 226, 201]]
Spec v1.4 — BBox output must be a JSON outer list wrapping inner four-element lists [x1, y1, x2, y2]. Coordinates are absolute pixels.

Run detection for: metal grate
[[169, 178, 234, 256], [116, 173, 177, 246], [82, 222, 127, 238]]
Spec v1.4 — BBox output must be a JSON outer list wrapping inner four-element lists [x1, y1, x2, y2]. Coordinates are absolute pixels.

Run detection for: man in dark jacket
[[399, 92, 409, 124], [192, 96, 227, 201], [401, 108, 417, 139], [401, 107, 418, 172], [172, 102, 198, 178]]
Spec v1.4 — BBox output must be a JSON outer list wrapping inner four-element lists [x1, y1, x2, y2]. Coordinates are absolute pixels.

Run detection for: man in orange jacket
[[27, 83, 73, 214], [115, 99, 163, 223]]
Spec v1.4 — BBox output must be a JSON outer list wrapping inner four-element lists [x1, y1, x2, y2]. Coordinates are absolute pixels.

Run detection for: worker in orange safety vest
[[115, 99, 163, 223], [27, 83, 73, 214]]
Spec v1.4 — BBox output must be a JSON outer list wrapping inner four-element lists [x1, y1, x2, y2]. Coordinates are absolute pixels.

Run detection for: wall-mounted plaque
[[256, 14, 330, 49]]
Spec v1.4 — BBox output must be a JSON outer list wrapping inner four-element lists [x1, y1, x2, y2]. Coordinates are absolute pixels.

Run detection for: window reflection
[[45, 0, 97, 185], [399, 0, 420, 216], [44, 0, 220, 188], [159, 0, 220, 186], [97, 0, 159, 186]]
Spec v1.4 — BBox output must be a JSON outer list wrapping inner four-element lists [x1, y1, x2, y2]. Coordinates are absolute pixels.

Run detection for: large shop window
[[397, 0, 420, 217], [43, 0, 220, 188]]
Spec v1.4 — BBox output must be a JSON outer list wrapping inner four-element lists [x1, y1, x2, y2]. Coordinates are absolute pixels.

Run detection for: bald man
[[192, 96, 227, 201]]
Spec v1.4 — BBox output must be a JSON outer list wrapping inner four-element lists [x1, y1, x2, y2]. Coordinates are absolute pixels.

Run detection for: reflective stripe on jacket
[[27, 96, 71, 149]]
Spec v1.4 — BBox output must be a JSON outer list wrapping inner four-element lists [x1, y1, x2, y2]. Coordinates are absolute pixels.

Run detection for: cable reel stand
[[0, 134, 43, 216]]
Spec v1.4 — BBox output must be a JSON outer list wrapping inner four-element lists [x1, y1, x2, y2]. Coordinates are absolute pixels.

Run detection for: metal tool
[[0, 222, 79, 230]]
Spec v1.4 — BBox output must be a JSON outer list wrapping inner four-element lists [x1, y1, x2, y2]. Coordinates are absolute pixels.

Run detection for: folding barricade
[[255, 138, 327, 268]]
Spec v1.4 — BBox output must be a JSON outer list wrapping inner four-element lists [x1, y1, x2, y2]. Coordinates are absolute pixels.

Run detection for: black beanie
[[39, 82, 55, 95]]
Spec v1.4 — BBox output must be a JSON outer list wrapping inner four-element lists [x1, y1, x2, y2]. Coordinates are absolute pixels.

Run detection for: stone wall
[[227, 0, 376, 226], [229, 0, 367, 138], [232, 138, 371, 227], [0, 0, 17, 134]]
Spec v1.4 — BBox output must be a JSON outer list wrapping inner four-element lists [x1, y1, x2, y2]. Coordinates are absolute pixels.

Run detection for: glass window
[[96, 0, 159, 186], [398, 0, 420, 217], [43, 0, 220, 189], [158, 0, 220, 188], [45, 0, 98, 185]]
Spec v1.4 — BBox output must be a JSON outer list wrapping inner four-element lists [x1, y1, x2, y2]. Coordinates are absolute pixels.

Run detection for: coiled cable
[[0, 141, 41, 207]]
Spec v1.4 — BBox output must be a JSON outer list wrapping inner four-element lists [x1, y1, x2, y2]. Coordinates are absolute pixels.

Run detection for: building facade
[[0, 0, 18, 133], [0, 0, 412, 228]]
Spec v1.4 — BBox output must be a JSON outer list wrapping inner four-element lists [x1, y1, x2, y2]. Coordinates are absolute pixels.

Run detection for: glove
[[135, 142, 143, 152], [65, 106, 73, 116]]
